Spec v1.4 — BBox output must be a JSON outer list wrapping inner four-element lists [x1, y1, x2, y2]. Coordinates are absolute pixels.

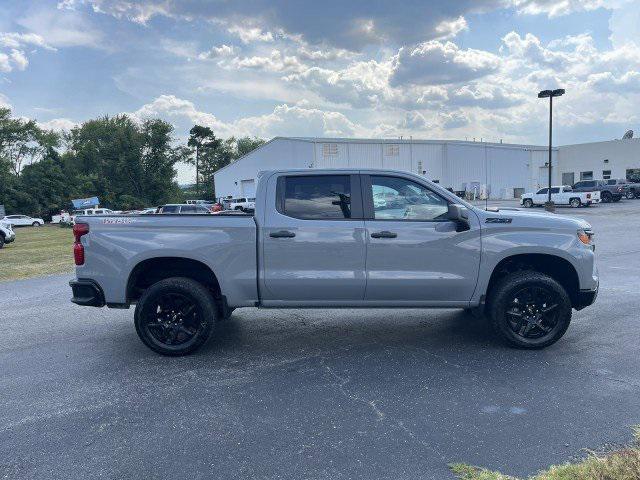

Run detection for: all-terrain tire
[[134, 277, 217, 356], [523, 198, 533, 208], [488, 271, 572, 349], [569, 197, 581, 208]]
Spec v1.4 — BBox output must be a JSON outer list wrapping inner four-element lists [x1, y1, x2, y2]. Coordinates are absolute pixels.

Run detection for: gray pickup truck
[[70, 169, 598, 355]]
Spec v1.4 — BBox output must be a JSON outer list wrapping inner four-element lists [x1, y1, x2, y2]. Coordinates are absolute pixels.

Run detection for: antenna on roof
[[623, 130, 634, 139]]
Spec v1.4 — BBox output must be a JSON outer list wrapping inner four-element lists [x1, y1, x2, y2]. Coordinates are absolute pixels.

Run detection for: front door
[[362, 174, 481, 304], [261, 173, 367, 302]]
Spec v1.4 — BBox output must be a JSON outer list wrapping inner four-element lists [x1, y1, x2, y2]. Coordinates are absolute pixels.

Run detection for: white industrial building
[[213, 136, 640, 200]]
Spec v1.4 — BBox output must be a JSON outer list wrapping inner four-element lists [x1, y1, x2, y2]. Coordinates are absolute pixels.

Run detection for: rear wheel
[[626, 190, 635, 199], [569, 198, 581, 208], [523, 198, 533, 208], [601, 191, 612, 203], [32, 221, 40, 227], [134, 277, 217, 356], [488, 271, 572, 349]]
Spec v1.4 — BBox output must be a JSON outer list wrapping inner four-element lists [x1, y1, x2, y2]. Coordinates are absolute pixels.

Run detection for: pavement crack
[[319, 357, 446, 462], [320, 357, 385, 421]]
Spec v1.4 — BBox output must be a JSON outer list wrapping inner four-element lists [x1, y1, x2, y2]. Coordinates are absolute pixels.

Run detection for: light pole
[[538, 88, 565, 212]]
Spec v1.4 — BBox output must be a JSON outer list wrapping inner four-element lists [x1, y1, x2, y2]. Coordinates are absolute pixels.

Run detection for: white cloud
[[435, 16, 469, 39], [390, 41, 501, 86], [224, 50, 305, 73], [38, 118, 78, 131], [129, 95, 365, 139], [198, 44, 237, 60], [399, 111, 428, 130], [0, 32, 56, 73], [18, 7, 104, 49], [511, 0, 609, 17], [227, 25, 274, 44], [0, 93, 11, 109], [130, 95, 232, 135]]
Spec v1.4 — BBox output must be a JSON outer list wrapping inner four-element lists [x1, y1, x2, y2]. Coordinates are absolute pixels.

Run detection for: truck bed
[[75, 214, 258, 307]]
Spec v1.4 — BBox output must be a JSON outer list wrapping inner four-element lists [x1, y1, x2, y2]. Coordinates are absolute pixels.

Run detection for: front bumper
[[575, 284, 598, 310], [70, 279, 105, 307]]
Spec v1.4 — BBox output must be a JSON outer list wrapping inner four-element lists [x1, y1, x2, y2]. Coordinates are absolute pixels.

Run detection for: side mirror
[[447, 203, 470, 232]]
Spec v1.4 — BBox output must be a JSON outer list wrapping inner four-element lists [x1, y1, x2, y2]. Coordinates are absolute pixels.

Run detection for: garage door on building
[[240, 179, 256, 197]]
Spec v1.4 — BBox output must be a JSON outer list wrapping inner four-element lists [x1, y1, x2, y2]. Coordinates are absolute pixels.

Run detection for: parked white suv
[[521, 186, 600, 208], [1, 215, 45, 227], [0, 220, 16, 248], [229, 198, 256, 212]]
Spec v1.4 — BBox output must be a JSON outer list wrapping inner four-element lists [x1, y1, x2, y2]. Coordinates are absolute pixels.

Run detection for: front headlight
[[578, 228, 595, 250]]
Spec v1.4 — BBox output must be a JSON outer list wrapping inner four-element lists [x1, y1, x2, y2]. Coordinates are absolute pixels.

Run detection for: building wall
[[557, 139, 640, 182], [213, 137, 560, 200]]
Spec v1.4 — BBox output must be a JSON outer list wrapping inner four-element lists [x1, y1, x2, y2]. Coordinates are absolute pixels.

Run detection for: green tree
[[235, 136, 266, 158], [187, 125, 220, 198], [64, 115, 185, 209]]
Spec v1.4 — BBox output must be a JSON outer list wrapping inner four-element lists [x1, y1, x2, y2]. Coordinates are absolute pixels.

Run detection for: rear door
[[534, 188, 548, 204], [362, 173, 481, 304], [549, 187, 562, 204], [261, 173, 367, 302]]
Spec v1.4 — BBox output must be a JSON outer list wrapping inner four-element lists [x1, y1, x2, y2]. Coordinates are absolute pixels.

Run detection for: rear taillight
[[73, 223, 89, 265]]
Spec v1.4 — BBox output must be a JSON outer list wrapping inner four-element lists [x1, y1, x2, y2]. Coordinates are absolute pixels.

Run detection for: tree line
[[0, 108, 264, 218]]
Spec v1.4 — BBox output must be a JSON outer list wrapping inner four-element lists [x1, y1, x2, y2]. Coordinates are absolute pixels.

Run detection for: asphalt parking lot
[[1, 200, 639, 479]]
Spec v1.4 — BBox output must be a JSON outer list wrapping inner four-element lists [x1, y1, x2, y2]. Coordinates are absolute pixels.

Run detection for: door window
[[181, 205, 197, 213], [536, 188, 548, 194], [280, 175, 351, 219], [550, 187, 560, 194], [370, 176, 448, 221], [161, 205, 179, 213]]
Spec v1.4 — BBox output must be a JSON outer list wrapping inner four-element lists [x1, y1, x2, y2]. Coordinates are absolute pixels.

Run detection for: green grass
[[0, 225, 74, 282], [450, 427, 640, 480]]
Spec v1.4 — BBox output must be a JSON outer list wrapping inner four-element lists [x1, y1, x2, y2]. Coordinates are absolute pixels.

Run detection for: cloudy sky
[[1, 0, 640, 182]]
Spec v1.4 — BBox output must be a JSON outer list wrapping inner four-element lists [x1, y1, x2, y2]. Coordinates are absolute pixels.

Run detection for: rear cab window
[[277, 175, 354, 220]]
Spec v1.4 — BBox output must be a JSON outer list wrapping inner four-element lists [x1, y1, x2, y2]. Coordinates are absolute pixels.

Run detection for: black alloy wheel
[[505, 286, 561, 340], [142, 292, 205, 349], [134, 277, 216, 355], [489, 271, 572, 349]]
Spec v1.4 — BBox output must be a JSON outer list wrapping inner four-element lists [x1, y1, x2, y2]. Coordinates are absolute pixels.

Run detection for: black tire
[[569, 197, 581, 208], [134, 277, 217, 356], [0, 236, 4, 249], [626, 190, 635, 199], [601, 191, 612, 203], [523, 198, 533, 208], [613, 196, 621, 203], [488, 271, 572, 349], [32, 222, 40, 227]]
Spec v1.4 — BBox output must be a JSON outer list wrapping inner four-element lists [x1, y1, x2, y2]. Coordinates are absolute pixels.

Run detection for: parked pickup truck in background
[[573, 179, 622, 203], [607, 178, 640, 199], [521, 186, 600, 208], [70, 169, 599, 356]]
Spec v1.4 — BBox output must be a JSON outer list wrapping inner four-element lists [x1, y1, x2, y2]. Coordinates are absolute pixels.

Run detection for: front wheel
[[601, 191, 612, 203], [522, 198, 533, 208], [569, 198, 581, 208], [134, 277, 217, 356], [488, 271, 572, 349], [626, 190, 635, 199], [32, 222, 41, 227]]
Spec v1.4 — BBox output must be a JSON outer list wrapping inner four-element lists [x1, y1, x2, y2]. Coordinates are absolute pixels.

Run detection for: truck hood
[[474, 207, 591, 231]]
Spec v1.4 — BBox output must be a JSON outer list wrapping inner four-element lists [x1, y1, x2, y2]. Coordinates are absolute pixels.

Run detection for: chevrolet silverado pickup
[[521, 185, 600, 208], [70, 169, 598, 356]]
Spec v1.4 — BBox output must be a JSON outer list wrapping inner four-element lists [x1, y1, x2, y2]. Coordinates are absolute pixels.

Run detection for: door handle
[[270, 230, 296, 238], [370, 230, 397, 239]]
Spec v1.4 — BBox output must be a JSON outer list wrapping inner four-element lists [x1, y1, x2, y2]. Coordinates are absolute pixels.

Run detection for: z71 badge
[[102, 217, 135, 225], [485, 217, 513, 224]]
